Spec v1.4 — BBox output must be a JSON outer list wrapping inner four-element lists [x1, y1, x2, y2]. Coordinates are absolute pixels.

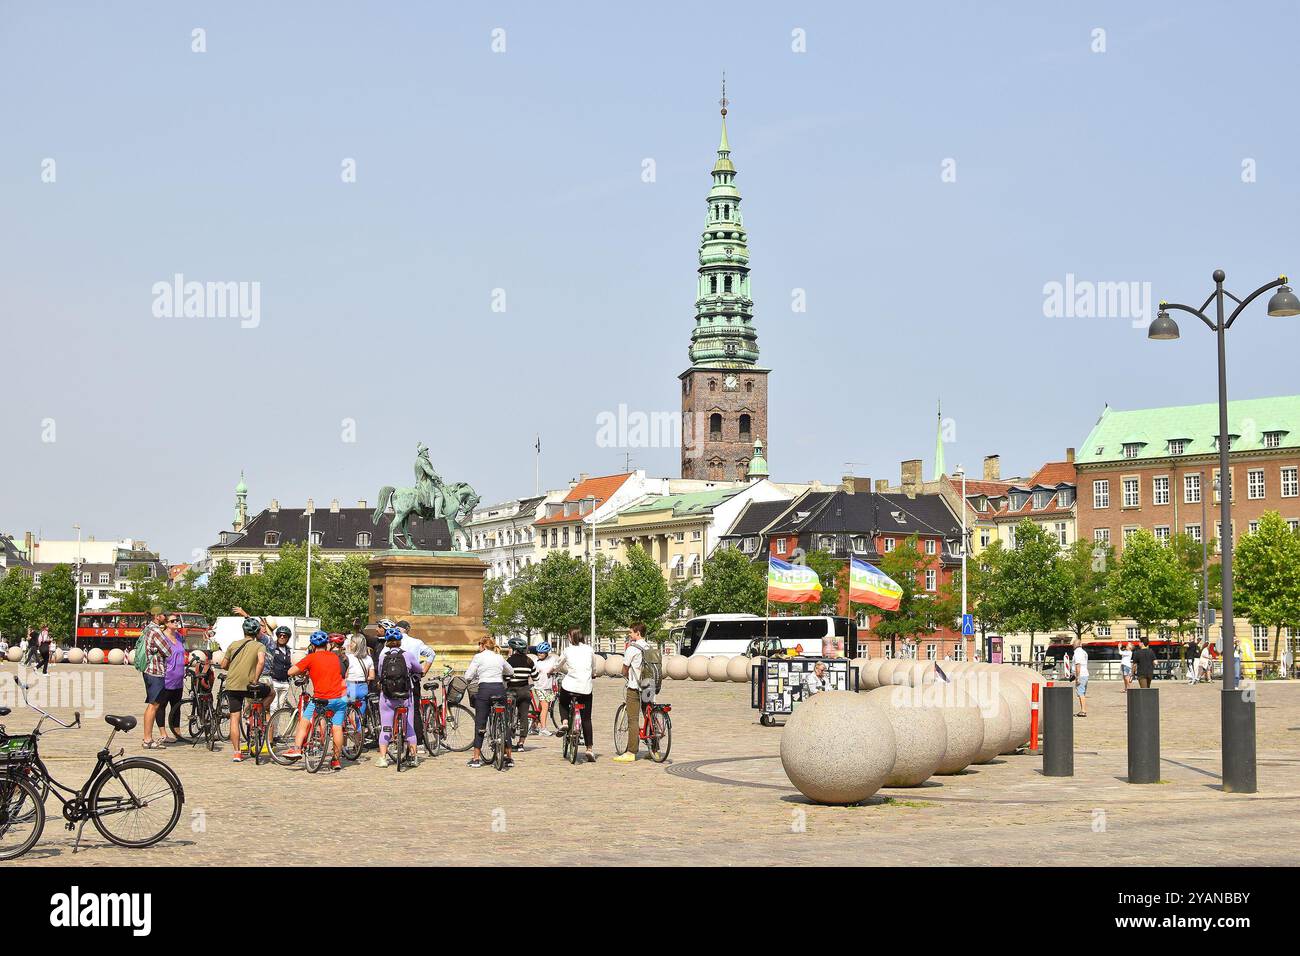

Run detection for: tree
[[1059, 538, 1112, 644], [315, 555, 370, 632], [1108, 529, 1197, 639], [0, 568, 35, 641], [682, 547, 766, 617], [116, 565, 170, 614], [515, 551, 595, 639], [872, 536, 957, 656], [601, 544, 670, 638], [194, 560, 247, 623], [30, 565, 76, 642], [1234, 511, 1300, 663], [956, 541, 1011, 654], [998, 520, 1070, 663]]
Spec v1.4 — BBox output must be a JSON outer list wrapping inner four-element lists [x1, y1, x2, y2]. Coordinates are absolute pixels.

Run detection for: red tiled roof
[[1028, 460, 1077, 486], [533, 473, 633, 526]]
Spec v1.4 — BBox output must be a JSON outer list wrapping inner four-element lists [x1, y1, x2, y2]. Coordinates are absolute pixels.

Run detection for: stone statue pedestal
[[367, 551, 488, 665]]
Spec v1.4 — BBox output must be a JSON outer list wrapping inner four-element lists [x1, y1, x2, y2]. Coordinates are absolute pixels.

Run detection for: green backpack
[[640, 642, 663, 695], [131, 629, 151, 672]]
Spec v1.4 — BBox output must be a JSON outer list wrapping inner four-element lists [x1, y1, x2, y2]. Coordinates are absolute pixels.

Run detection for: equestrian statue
[[372, 442, 481, 550]]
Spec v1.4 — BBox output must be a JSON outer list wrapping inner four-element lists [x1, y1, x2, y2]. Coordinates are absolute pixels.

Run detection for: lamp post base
[[1221, 687, 1257, 794]]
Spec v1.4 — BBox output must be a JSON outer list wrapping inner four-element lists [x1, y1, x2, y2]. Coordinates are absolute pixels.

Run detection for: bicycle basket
[[0, 733, 36, 765], [443, 675, 468, 704]]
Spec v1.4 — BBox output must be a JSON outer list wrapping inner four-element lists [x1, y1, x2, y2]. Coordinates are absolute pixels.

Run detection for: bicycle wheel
[[342, 708, 363, 762], [422, 705, 441, 755], [216, 692, 231, 739], [441, 704, 475, 752], [88, 757, 183, 849], [549, 698, 562, 731], [186, 696, 205, 741], [612, 703, 629, 756], [492, 713, 506, 771], [363, 704, 380, 751], [304, 716, 329, 773], [267, 707, 299, 766], [568, 725, 581, 764], [481, 712, 498, 767], [0, 774, 44, 861], [393, 712, 407, 771], [248, 717, 264, 766], [649, 711, 671, 763]]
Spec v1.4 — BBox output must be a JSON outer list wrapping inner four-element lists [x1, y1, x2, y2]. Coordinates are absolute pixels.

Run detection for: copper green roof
[[1076, 396, 1300, 464], [612, 488, 743, 518]]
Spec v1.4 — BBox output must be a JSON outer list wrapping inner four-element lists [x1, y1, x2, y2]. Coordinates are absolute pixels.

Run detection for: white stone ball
[[88, 647, 105, 664], [604, 654, 623, 678], [66, 647, 85, 664], [780, 690, 896, 805], [863, 686, 948, 787], [726, 655, 752, 682], [707, 655, 730, 681], [997, 681, 1031, 752], [860, 658, 885, 690], [686, 655, 710, 681], [971, 690, 1012, 764], [665, 655, 689, 680], [6, 646, 21, 662], [930, 697, 985, 775], [107, 648, 126, 665], [849, 658, 868, 691], [591, 654, 605, 678], [876, 659, 901, 687]]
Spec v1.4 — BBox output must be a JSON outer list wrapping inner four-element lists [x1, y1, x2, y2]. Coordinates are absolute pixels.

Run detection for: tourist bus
[[74, 612, 212, 653], [671, 614, 858, 659], [1043, 638, 1191, 680]]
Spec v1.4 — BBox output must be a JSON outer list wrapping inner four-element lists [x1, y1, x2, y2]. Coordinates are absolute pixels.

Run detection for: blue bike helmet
[[309, 630, 329, 647], [536, 641, 551, 654], [383, 626, 404, 642]]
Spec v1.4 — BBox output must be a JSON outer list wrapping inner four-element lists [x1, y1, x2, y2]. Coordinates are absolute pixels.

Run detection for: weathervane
[[720, 72, 728, 116]]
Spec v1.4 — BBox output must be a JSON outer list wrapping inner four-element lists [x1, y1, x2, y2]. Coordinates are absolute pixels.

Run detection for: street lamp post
[[304, 499, 316, 619], [954, 465, 968, 663], [73, 524, 82, 649], [583, 495, 598, 645], [1150, 269, 1299, 793]]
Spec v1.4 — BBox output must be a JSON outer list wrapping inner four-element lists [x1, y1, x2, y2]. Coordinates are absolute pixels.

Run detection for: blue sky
[[3, 1, 1298, 563]]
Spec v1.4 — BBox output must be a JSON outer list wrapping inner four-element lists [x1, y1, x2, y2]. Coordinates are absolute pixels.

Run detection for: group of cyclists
[[184, 611, 638, 771]]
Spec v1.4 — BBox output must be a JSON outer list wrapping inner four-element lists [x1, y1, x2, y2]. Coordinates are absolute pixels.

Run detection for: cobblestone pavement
[[2, 664, 1296, 866]]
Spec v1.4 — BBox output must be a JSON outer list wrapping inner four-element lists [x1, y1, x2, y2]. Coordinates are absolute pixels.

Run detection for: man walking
[[36, 624, 52, 674], [615, 623, 651, 763], [1132, 636, 1157, 689], [1071, 637, 1089, 717]]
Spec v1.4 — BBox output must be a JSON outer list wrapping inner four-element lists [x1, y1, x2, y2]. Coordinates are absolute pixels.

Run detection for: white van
[[671, 614, 858, 659]]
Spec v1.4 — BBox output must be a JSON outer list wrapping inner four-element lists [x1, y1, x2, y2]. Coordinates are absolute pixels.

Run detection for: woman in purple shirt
[[155, 615, 188, 743]]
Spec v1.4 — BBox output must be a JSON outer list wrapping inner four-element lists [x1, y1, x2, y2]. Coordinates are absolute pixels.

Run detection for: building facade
[[459, 494, 551, 584], [680, 95, 769, 481]]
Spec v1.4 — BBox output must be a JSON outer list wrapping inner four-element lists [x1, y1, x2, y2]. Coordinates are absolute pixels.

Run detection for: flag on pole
[[848, 556, 904, 611], [767, 556, 822, 604]]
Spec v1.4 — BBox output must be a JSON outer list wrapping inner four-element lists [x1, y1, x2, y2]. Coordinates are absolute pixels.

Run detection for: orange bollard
[[1028, 681, 1042, 753]]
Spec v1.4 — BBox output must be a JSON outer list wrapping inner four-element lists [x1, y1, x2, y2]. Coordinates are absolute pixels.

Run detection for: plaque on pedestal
[[367, 552, 488, 664]]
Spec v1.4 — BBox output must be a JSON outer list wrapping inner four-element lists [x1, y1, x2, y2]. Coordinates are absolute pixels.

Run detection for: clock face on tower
[[723, 375, 738, 390]]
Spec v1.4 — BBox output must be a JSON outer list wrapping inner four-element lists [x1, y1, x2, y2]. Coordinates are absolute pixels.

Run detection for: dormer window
[[1058, 488, 1075, 507], [818, 534, 836, 552], [309, 531, 323, 546], [890, 510, 907, 525], [1033, 490, 1051, 510], [1264, 431, 1285, 449], [356, 532, 371, 547], [1122, 443, 1142, 459], [974, 497, 988, 513], [264, 532, 280, 546], [1168, 439, 1187, 456], [852, 535, 869, 553]]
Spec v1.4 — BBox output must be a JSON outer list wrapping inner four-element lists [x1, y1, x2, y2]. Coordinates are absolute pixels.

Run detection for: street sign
[[961, 614, 974, 636]]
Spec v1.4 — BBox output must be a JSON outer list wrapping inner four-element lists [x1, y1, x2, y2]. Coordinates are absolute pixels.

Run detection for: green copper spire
[[234, 470, 248, 530], [933, 401, 945, 480], [747, 438, 769, 479], [688, 77, 759, 368]]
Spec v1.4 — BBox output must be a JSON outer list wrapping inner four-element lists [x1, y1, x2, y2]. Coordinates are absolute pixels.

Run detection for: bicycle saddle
[[105, 714, 137, 731], [0, 707, 9, 717]]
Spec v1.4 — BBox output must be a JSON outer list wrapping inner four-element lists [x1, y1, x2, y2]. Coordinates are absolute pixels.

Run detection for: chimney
[[330, 498, 340, 513], [269, 499, 280, 513], [568, 477, 579, 490], [24, 531, 33, 556], [579, 472, 589, 483], [983, 455, 1001, 481], [841, 474, 856, 495], [875, 479, 888, 492], [1065, 447, 1075, 464], [901, 459, 922, 497], [357, 499, 367, 509]]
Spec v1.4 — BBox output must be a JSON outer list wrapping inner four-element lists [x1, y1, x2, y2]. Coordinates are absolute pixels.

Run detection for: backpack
[[640, 642, 663, 696], [131, 629, 151, 672], [380, 649, 410, 699]]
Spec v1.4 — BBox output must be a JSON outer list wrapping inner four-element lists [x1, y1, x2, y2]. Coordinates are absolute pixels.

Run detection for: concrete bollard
[[1126, 687, 1160, 784], [1221, 688, 1257, 794], [1041, 684, 1074, 777]]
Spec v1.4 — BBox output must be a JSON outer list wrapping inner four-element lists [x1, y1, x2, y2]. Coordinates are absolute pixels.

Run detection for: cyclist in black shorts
[[504, 637, 536, 741]]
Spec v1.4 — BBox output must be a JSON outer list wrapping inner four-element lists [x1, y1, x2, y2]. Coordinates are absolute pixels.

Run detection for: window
[[1122, 477, 1140, 508], [884, 538, 896, 552], [32, 573, 41, 585], [690, 555, 701, 578], [1264, 431, 1282, 449], [1126, 626, 1140, 641], [550, 529, 558, 547], [98, 572, 109, 584], [1289, 520, 1300, 534], [1281, 467, 1299, 498], [574, 526, 583, 544], [1248, 469, 1265, 500], [953, 644, 966, 662], [1248, 520, 1259, 534], [1059, 488, 1074, 507], [1169, 439, 1187, 455], [979, 530, 990, 548], [594, 537, 602, 549], [852, 535, 869, 553], [709, 276, 717, 294], [264, 532, 279, 546], [1054, 522, 1068, 546], [561, 528, 569, 547], [742, 536, 758, 554], [356, 532, 371, 547], [674, 531, 686, 543], [1153, 476, 1169, 505], [1153, 525, 1170, 544], [1094, 528, 1110, 544], [818, 534, 836, 552], [237, 561, 252, 576], [1185, 523, 1202, 543], [1252, 625, 1269, 654], [1123, 526, 1139, 543], [1093, 480, 1110, 509], [81, 572, 91, 584], [691, 529, 702, 541], [1184, 473, 1202, 504], [1097, 625, 1111, 637], [309, 531, 323, 546], [709, 413, 722, 442], [925, 643, 937, 661], [738, 414, 752, 442], [1009, 645, 1023, 663], [1213, 468, 1232, 503], [776, 539, 787, 555], [1122, 443, 1141, 459], [924, 569, 936, 591], [925, 539, 937, 555], [1033, 490, 1050, 509]]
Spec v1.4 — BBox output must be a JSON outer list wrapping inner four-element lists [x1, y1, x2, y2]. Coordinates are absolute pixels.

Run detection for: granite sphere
[[664, 655, 689, 680], [707, 655, 731, 682], [780, 690, 897, 805], [863, 686, 948, 786], [726, 655, 752, 682], [686, 655, 711, 681]]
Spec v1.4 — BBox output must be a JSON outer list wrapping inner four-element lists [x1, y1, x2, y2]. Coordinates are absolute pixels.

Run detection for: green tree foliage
[[515, 551, 595, 639], [601, 544, 670, 637], [956, 540, 1010, 646], [1233, 511, 1300, 662], [1108, 528, 1198, 638], [315, 554, 371, 632], [872, 536, 958, 655], [194, 560, 248, 623], [30, 565, 77, 641], [682, 547, 766, 617], [1059, 537, 1112, 643], [0, 568, 35, 641], [999, 520, 1070, 661], [116, 565, 170, 614]]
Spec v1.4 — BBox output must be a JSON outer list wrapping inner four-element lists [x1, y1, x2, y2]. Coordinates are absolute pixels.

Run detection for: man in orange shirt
[[280, 631, 349, 771]]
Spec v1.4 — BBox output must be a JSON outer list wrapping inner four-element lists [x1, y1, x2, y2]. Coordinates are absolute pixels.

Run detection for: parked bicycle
[[239, 683, 273, 765], [389, 695, 413, 772], [420, 665, 474, 755], [303, 696, 344, 774], [269, 676, 309, 766], [0, 675, 184, 859], [560, 698, 586, 766], [613, 698, 672, 763], [481, 694, 512, 771]]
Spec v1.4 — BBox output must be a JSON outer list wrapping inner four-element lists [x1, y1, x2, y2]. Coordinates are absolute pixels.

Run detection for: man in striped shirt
[[505, 637, 536, 740]]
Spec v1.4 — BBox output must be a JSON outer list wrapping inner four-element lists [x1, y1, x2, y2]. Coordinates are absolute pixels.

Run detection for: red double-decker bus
[[75, 612, 211, 652]]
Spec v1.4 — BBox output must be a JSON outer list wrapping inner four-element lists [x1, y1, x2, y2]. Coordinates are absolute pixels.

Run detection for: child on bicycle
[[531, 641, 557, 736], [375, 626, 421, 768], [281, 631, 350, 772]]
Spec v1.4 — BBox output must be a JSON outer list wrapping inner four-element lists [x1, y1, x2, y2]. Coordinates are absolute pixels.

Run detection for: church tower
[[680, 79, 769, 480], [233, 471, 248, 531]]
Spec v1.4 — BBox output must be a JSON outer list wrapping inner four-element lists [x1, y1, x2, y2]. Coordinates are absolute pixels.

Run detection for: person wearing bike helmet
[[531, 641, 558, 736], [221, 616, 270, 762], [264, 625, 295, 711], [464, 635, 515, 768], [394, 620, 436, 745], [375, 626, 422, 768], [281, 630, 349, 771], [504, 637, 535, 742]]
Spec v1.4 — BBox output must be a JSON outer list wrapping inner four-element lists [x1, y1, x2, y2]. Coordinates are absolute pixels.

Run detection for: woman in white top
[[1119, 642, 1134, 690], [555, 628, 595, 762], [344, 634, 376, 721], [464, 636, 515, 768]]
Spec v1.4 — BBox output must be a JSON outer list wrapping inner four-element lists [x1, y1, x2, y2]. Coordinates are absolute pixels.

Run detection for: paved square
[[4, 664, 1297, 866]]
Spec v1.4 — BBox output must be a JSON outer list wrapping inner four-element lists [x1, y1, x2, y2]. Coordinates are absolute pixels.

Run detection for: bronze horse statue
[[372, 480, 480, 550]]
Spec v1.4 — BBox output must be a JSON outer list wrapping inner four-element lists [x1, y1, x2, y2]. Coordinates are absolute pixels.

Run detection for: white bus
[[671, 614, 858, 659]]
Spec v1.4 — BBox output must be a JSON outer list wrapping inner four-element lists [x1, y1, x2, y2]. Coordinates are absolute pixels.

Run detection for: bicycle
[[613, 698, 672, 763], [560, 697, 585, 766], [481, 695, 511, 771], [303, 697, 344, 774], [341, 696, 366, 763], [239, 683, 273, 765], [0, 675, 184, 859], [389, 697, 413, 772], [268, 676, 310, 766], [420, 666, 474, 755], [182, 660, 217, 750]]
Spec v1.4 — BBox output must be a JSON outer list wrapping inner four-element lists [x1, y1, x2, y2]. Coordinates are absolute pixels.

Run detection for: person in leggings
[[556, 628, 595, 763], [375, 628, 421, 767], [154, 615, 187, 742], [464, 635, 515, 769]]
